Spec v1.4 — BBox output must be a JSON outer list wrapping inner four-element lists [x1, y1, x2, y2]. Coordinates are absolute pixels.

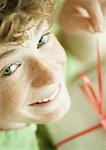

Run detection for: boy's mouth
[[28, 85, 60, 106]]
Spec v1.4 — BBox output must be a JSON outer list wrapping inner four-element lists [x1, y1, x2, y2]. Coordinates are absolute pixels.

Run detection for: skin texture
[[58, 0, 106, 33], [0, 21, 70, 130]]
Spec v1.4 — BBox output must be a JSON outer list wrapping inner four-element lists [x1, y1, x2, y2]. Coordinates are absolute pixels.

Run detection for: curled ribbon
[[80, 39, 106, 130], [54, 39, 105, 148]]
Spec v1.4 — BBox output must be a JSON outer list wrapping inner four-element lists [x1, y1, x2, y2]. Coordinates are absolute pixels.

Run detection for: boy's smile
[[0, 21, 70, 130], [28, 83, 60, 105]]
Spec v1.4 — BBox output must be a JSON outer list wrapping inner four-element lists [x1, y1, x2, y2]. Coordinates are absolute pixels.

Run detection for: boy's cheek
[[0, 82, 25, 107], [0, 88, 25, 121]]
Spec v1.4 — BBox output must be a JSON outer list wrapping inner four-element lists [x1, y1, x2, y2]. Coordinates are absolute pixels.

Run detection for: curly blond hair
[[0, 0, 55, 45]]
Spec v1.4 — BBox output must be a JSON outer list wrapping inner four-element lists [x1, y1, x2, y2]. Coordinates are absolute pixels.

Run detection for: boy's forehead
[[0, 20, 49, 58]]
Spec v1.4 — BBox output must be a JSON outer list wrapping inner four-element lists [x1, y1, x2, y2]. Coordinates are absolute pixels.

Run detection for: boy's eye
[[37, 33, 50, 48], [1, 63, 21, 78]]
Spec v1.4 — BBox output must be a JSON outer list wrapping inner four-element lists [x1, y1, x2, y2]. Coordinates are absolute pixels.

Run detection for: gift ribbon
[[80, 39, 106, 130], [54, 39, 105, 148]]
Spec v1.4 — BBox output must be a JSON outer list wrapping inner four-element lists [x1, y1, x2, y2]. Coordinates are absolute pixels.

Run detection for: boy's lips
[[28, 84, 60, 106]]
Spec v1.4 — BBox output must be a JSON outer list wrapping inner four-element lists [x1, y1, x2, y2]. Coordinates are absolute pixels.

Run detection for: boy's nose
[[30, 58, 58, 88]]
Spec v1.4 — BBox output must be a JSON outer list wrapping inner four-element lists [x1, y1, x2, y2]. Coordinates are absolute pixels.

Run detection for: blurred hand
[[58, 0, 106, 33]]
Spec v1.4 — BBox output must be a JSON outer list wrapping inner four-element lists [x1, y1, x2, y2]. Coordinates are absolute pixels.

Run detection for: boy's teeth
[[36, 86, 59, 103], [42, 99, 50, 102]]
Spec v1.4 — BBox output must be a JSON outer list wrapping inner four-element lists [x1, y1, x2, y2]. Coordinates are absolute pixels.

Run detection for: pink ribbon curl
[[80, 39, 106, 130]]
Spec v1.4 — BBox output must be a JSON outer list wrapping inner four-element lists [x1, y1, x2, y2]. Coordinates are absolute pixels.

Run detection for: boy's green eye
[[1, 63, 21, 77], [37, 33, 49, 48]]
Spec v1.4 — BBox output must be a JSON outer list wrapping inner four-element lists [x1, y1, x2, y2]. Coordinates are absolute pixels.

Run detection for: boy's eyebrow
[[0, 21, 50, 60], [0, 49, 15, 60]]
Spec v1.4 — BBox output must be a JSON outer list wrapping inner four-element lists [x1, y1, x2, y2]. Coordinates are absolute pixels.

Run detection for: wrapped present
[[45, 41, 106, 150]]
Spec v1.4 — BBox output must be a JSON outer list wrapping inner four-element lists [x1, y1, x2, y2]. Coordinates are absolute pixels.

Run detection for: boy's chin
[[36, 98, 71, 124]]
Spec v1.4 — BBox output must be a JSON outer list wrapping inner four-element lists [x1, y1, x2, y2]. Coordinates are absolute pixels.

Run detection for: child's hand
[[59, 0, 106, 33]]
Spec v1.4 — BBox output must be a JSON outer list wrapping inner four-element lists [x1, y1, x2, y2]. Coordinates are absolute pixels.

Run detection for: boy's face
[[0, 21, 70, 129]]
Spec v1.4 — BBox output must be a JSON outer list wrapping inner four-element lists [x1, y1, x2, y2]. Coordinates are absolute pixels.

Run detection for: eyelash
[[0, 63, 21, 78], [37, 32, 51, 49]]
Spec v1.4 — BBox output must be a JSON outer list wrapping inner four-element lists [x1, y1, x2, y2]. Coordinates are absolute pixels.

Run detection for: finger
[[59, 15, 95, 33], [83, 1, 104, 32], [101, 2, 106, 16], [58, 0, 94, 33]]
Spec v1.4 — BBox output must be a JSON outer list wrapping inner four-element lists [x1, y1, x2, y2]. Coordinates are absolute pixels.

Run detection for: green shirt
[[0, 124, 39, 150]]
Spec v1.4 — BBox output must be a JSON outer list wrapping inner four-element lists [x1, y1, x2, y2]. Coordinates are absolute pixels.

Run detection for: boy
[[0, 0, 70, 149]]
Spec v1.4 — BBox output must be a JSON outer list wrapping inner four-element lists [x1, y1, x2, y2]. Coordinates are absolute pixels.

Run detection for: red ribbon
[[54, 39, 105, 148], [54, 123, 102, 147], [80, 39, 106, 130]]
